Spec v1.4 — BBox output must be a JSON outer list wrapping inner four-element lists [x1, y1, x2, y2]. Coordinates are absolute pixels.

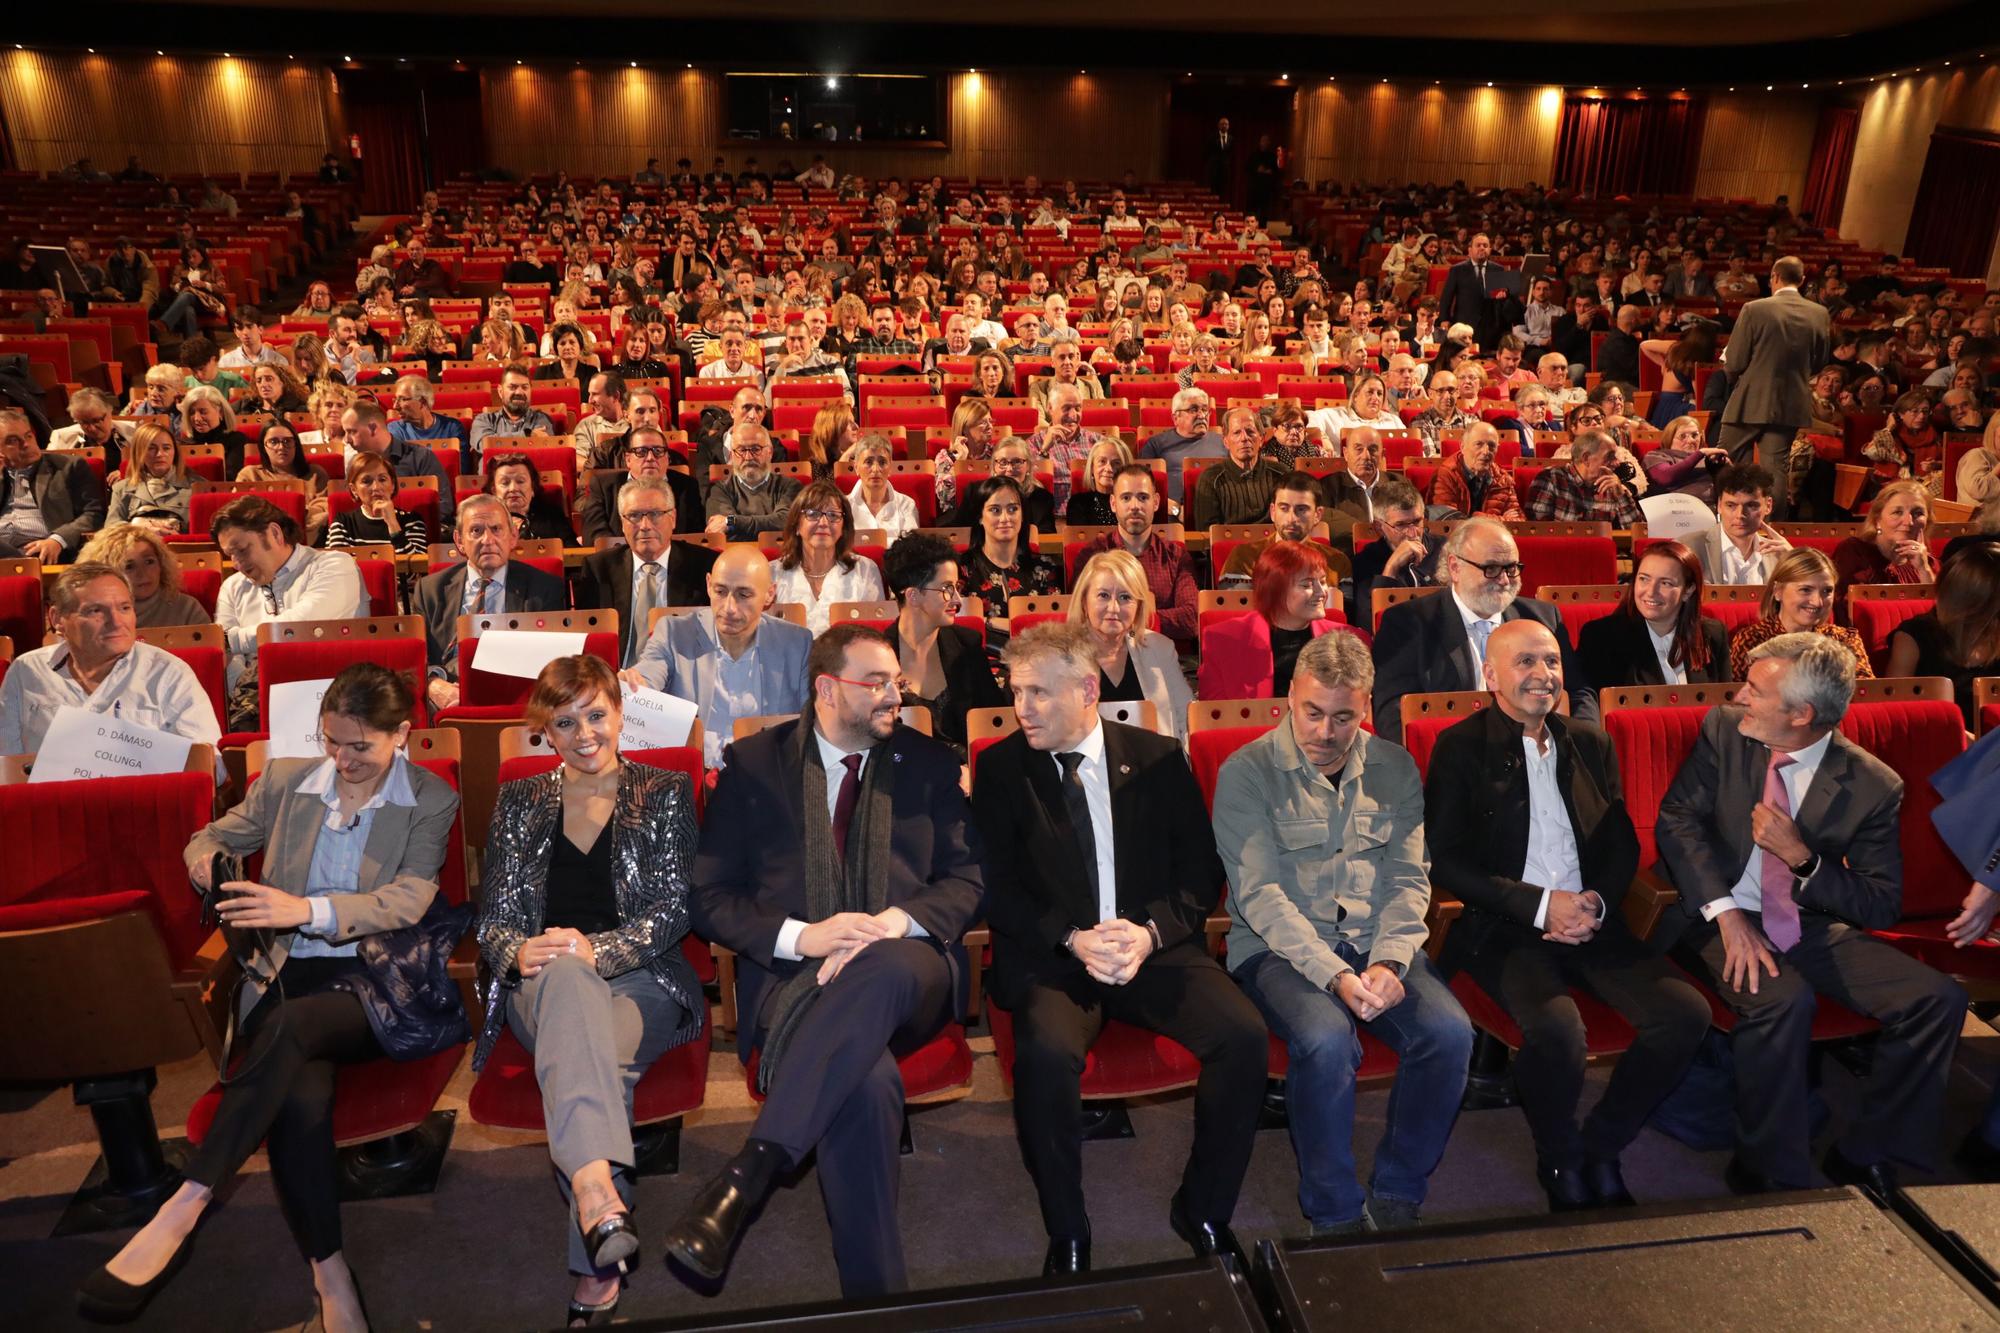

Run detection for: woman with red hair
[[1197, 540, 1365, 699], [1575, 539, 1732, 689]]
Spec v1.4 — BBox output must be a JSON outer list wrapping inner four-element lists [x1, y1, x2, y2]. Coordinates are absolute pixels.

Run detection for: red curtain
[[1905, 129, 2000, 279], [1551, 95, 1708, 198], [1799, 105, 1858, 229], [338, 71, 427, 213], [420, 70, 487, 188]]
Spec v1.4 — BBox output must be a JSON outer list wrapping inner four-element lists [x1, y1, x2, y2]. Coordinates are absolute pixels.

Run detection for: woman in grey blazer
[[79, 664, 460, 1330], [475, 654, 703, 1327]]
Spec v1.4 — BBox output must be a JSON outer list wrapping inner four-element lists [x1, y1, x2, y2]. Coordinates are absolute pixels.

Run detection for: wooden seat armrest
[[170, 927, 240, 1067], [711, 942, 739, 1039], [1424, 894, 1464, 960], [1624, 865, 1679, 942], [446, 933, 480, 981]]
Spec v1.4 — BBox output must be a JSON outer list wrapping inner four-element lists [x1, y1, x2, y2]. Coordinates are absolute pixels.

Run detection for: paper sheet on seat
[[266, 678, 336, 759], [476, 630, 589, 679], [30, 706, 194, 783]]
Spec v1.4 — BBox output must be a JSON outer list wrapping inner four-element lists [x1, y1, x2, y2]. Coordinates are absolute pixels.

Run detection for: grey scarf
[[755, 721, 896, 1093]]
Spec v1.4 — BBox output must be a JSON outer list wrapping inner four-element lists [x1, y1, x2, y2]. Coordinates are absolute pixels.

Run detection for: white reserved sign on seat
[[31, 706, 193, 783], [619, 684, 698, 750], [475, 630, 589, 679], [267, 677, 335, 759]]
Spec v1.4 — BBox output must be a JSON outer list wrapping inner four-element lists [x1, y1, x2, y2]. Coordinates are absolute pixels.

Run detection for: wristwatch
[[1788, 851, 1820, 881], [1062, 927, 1079, 955]]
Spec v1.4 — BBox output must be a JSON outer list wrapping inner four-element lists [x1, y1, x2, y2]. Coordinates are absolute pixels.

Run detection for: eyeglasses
[[622, 508, 672, 526], [828, 674, 900, 699], [628, 446, 671, 460], [801, 508, 844, 524], [1464, 560, 1524, 581], [916, 583, 963, 598], [734, 443, 771, 457]]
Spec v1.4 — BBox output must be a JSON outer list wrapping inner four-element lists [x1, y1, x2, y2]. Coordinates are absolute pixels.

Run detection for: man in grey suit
[[1718, 257, 1829, 519], [410, 494, 570, 712], [1656, 633, 1966, 1195], [621, 542, 811, 768]]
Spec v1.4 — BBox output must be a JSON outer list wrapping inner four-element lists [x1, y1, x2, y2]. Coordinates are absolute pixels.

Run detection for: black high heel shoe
[[76, 1228, 197, 1324], [581, 1206, 640, 1272], [567, 1274, 627, 1327]]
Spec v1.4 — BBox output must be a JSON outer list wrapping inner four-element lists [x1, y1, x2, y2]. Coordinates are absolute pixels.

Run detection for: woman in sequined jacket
[[474, 654, 703, 1327]]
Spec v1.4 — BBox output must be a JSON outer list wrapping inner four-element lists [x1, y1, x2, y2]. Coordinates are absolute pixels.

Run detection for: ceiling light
[[223, 52, 231, 58], [630, 61, 638, 68], [826, 76, 838, 90], [1280, 73, 1288, 81]]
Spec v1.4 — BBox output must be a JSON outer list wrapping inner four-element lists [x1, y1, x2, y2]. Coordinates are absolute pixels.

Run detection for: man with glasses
[[1349, 478, 1442, 602], [667, 623, 983, 1296], [1369, 515, 1593, 744], [409, 494, 568, 713], [1138, 388, 1225, 508], [1537, 351, 1588, 412], [578, 423, 704, 545], [49, 387, 136, 473], [574, 477, 718, 668], [705, 424, 802, 540]]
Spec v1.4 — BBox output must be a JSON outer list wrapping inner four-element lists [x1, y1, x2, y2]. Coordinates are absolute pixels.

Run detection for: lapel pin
[[893, 751, 904, 763], [1119, 764, 1131, 775]]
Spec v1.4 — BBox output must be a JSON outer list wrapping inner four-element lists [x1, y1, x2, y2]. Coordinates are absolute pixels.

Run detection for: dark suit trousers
[[1685, 914, 1966, 1187], [1719, 423, 1797, 519], [1463, 934, 1708, 1165], [749, 938, 954, 1297], [1007, 951, 1267, 1239], [183, 958, 383, 1262]]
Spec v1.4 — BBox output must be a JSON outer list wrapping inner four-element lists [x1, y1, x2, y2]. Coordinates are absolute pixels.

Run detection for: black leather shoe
[[1956, 1130, 2000, 1184], [581, 1207, 639, 1272], [1169, 1190, 1247, 1269], [661, 1139, 787, 1280], [1537, 1160, 1595, 1212], [1042, 1236, 1091, 1277], [76, 1228, 196, 1324], [1822, 1145, 1898, 1200], [1724, 1155, 1781, 1196], [1583, 1156, 1635, 1206]]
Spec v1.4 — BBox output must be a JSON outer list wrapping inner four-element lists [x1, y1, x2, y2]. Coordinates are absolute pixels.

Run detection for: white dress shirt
[[774, 727, 926, 960], [1056, 720, 1120, 923], [846, 481, 920, 540], [459, 562, 510, 616], [0, 639, 221, 758], [768, 557, 886, 635], [703, 634, 762, 769], [216, 545, 368, 687], [1716, 529, 1771, 587], [1520, 731, 1589, 929], [1451, 590, 1503, 676], [1647, 623, 1686, 684], [1706, 729, 1833, 919]]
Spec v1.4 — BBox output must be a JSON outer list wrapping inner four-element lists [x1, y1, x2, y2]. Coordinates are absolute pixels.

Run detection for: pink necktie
[[1760, 754, 1801, 952]]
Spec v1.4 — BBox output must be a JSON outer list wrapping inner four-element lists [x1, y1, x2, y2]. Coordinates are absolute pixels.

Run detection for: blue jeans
[[1234, 945, 1473, 1227], [156, 290, 202, 339]]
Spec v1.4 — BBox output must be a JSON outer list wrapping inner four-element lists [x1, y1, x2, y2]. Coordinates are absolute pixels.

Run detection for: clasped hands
[[800, 908, 914, 985], [1334, 963, 1406, 1022], [1541, 888, 1606, 945], [517, 926, 597, 977], [1069, 918, 1154, 986]]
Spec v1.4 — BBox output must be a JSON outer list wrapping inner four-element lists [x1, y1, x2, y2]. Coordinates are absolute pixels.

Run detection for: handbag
[[336, 893, 476, 1061]]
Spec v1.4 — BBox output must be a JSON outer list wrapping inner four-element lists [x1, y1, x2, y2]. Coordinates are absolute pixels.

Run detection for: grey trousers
[[1720, 421, 1798, 518], [507, 955, 688, 1275]]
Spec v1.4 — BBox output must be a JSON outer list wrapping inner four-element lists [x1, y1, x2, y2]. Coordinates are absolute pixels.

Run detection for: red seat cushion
[[987, 1005, 1204, 1095], [1839, 698, 1967, 920], [188, 1044, 465, 1148], [0, 889, 151, 931], [159, 643, 228, 732], [1449, 972, 1638, 1055], [468, 1010, 710, 1130], [1868, 917, 2000, 981]]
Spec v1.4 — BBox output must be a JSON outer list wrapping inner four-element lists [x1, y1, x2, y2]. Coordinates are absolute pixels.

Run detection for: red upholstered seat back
[[0, 771, 215, 966], [1554, 599, 1618, 646], [1189, 724, 1277, 812], [180, 568, 222, 616], [0, 573, 43, 656], [190, 487, 306, 535], [159, 643, 228, 728], [1403, 715, 1458, 780], [886, 471, 938, 525], [1515, 536, 1617, 593], [410, 756, 468, 906], [258, 635, 431, 728], [1603, 704, 1713, 868], [458, 631, 619, 707], [1847, 596, 1933, 674], [1701, 600, 1764, 634], [1838, 698, 1967, 919], [356, 559, 398, 616]]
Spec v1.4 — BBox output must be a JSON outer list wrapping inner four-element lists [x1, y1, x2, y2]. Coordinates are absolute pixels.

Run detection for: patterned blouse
[[1728, 615, 1876, 682]]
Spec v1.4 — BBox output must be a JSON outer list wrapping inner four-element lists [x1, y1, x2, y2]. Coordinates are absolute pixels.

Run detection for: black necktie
[[1057, 751, 1100, 906], [1476, 262, 1488, 288], [832, 752, 864, 864]]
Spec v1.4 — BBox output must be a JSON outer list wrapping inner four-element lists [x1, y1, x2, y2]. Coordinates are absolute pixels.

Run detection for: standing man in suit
[[665, 624, 985, 1296], [974, 623, 1266, 1275], [623, 543, 812, 769], [1719, 257, 1830, 519], [1427, 618, 1710, 1211], [1438, 234, 1519, 354], [1369, 517, 1594, 744], [1655, 633, 1966, 1193], [410, 494, 570, 713], [1205, 118, 1235, 202], [572, 477, 717, 668], [0, 407, 104, 560], [1218, 630, 1472, 1236]]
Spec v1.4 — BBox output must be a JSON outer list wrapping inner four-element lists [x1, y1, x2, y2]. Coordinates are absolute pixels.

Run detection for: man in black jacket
[[577, 425, 704, 546], [1425, 618, 1708, 1212], [1595, 305, 1644, 387], [973, 624, 1266, 1276], [570, 475, 718, 667], [666, 625, 985, 1297], [0, 408, 103, 560]]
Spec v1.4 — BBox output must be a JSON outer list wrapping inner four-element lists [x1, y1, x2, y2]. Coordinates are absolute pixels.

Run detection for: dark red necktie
[[832, 752, 865, 863]]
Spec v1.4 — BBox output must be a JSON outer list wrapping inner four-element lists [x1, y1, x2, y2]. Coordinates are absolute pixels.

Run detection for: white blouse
[[846, 481, 920, 541], [769, 556, 887, 634]]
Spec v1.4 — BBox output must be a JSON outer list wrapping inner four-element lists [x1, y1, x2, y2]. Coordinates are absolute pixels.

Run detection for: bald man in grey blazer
[[1718, 256, 1829, 520]]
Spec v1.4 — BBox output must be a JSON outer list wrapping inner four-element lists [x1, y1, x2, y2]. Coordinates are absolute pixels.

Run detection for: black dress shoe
[[76, 1228, 197, 1324], [1956, 1130, 2000, 1184], [1583, 1156, 1636, 1207], [1042, 1236, 1091, 1277], [1822, 1145, 1899, 1200], [580, 1207, 640, 1272], [661, 1139, 788, 1281], [1537, 1160, 1596, 1212], [1723, 1155, 1781, 1196], [1169, 1190, 1247, 1269]]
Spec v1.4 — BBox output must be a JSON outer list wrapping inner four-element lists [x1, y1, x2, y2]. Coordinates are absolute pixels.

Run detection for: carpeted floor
[[4, 1016, 1997, 1332]]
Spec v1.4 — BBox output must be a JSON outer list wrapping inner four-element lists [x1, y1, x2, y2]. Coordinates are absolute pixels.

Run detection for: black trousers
[[749, 939, 955, 1299], [1684, 913, 1967, 1186], [184, 957, 383, 1262], [1005, 951, 1268, 1241], [1462, 933, 1709, 1166]]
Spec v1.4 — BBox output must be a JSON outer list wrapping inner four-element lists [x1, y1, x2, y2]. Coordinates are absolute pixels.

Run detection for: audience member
[[961, 475, 1062, 645], [344, 397, 455, 527], [768, 481, 888, 634], [1067, 549, 1193, 742], [1832, 478, 1935, 606], [1198, 540, 1351, 700], [1719, 257, 1830, 519], [0, 407, 105, 560], [1427, 422, 1523, 521], [325, 453, 429, 554], [75, 523, 208, 627], [880, 531, 1007, 753], [1728, 547, 1874, 679], [1883, 541, 2000, 729], [578, 424, 704, 546], [470, 365, 557, 460], [572, 477, 717, 668], [1137, 388, 1224, 506], [1522, 428, 1643, 526], [1187, 406, 1286, 531], [483, 451, 577, 545], [213, 495, 367, 723], [705, 425, 803, 540], [1576, 540, 1732, 688], [410, 495, 569, 712], [106, 422, 194, 533]]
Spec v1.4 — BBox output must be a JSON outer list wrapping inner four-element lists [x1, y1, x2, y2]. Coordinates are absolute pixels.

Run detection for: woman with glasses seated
[[1198, 540, 1360, 700], [882, 531, 1006, 753], [238, 420, 333, 546], [1068, 548, 1192, 742], [767, 480, 886, 634]]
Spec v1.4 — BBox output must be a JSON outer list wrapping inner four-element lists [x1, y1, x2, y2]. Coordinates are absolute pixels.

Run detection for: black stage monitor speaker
[[619, 1255, 1264, 1332], [1261, 1189, 1997, 1331]]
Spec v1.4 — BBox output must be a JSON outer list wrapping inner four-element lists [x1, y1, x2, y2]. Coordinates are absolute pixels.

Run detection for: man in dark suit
[[973, 623, 1266, 1275], [1594, 305, 1644, 388], [665, 624, 985, 1296], [1719, 256, 1831, 519], [1437, 233, 1519, 352], [570, 476, 718, 668], [1427, 618, 1709, 1211], [1204, 117, 1235, 202], [1348, 479, 1442, 617], [1550, 293, 1605, 371], [0, 408, 103, 559], [577, 425, 705, 545], [408, 494, 569, 713], [1370, 516, 1594, 744], [1663, 253, 1717, 303], [1655, 632, 1966, 1193]]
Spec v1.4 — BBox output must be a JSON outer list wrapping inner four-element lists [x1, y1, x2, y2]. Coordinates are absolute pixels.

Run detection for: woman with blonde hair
[[968, 347, 1014, 401], [289, 332, 332, 388], [76, 522, 207, 627], [1067, 547, 1192, 742], [474, 317, 529, 366], [1728, 546, 1875, 679], [1063, 437, 1135, 526], [1235, 310, 1277, 367], [305, 382, 355, 451], [802, 399, 856, 481], [934, 396, 998, 518], [1833, 478, 1935, 606]]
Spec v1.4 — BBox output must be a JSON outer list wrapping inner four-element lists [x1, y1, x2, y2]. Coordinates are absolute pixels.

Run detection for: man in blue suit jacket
[[1370, 516, 1593, 744], [1437, 233, 1520, 352], [1928, 726, 2000, 1180]]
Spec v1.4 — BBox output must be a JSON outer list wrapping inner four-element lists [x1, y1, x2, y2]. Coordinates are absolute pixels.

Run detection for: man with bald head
[[1369, 516, 1591, 743], [625, 542, 813, 768], [1424, 617, 1709, 1213], [1320, 425, 1388, 532]]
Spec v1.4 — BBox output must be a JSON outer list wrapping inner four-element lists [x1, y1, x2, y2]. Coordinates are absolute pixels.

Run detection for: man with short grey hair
[[50, 387, 137, 470], [1137, 387, 1224, 507], [408, 493, 568, 711], [1657, 631, 1966, 1195], [1027, 329, 1105, 425], [1522, 428, 1642, 526], [572, 475, 717, 668]]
